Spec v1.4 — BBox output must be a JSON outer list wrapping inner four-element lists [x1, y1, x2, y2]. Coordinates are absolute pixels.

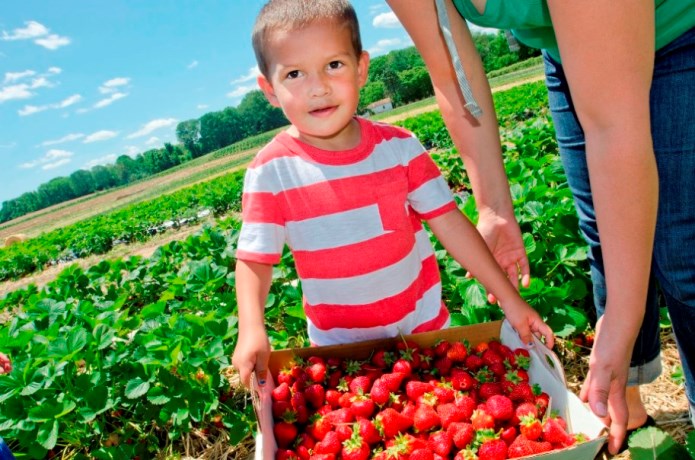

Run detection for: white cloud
[[40, 133, 84, 147], [93, 92, 127, 109], [126, 118, 177, 139], [99, 77, 130, 94], [35, 34, 70, 50], [85, 153, 117, 169], [48, 67, 62, 74], [124, 145, 139, 157], [0, 142, 17, 149], [18, 94, 82, 116], [467, 21, 499, 35], [19, 148, 73, 170], [197, 104, 209, 110], [187, 60, 199, 69], [372, 12, 401, 29], [231, 66, 260, 84], [84, 130, 118, 143], [4, 70, 36, 84], [0, 84, 34, 103], [368, 37, 412, 56], [1, 21, 49, 41], [227, 84, 256, 100], [29, 77, 53, 89], [144, 136, 160, 146]]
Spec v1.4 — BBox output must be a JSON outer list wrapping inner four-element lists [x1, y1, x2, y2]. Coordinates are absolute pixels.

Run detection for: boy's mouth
[[309, 105, 337, 117]]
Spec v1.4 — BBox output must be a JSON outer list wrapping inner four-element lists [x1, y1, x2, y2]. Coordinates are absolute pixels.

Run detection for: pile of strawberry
[[270, 338, 588, 459]]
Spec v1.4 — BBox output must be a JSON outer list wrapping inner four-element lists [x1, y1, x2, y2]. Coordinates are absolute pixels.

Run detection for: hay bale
[[3, 234, 27, 247]]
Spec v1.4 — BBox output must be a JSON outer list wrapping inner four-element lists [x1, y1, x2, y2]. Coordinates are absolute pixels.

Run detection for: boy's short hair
[[252, 0, 363, 78]]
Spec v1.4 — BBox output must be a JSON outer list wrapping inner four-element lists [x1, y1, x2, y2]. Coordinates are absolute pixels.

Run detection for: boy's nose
[[309, 74, 330, 97]]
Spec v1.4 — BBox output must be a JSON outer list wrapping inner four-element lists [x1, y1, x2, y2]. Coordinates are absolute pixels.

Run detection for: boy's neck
[[287, 117, 362, 152]]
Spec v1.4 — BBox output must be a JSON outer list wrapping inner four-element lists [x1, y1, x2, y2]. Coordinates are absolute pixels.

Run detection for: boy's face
[[258, 20, 369, 151]]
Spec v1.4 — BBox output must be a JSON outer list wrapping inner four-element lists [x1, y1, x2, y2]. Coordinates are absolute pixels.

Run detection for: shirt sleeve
[[236, 165, 286, 264], [405, 134, 457, 220]]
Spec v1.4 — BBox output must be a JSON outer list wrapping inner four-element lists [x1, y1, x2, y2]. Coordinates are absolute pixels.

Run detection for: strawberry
[[470, 408, 495, 430], [349, 375, 372, 395], [327, 369, 343, 389], [376, 408, 412, 438], [535, 391, 550, 417], [511, 348, 531, 369], [447, 422, 475, 449], [406, 381, 434, 401], [275, 449, 298, 460], [481, 349, 504, 369], [356, 419, 381, 445], [272, 382, 291, 402], [453, 394, 476, 421], [446, 341, 468, 362], [413, 403, 441, 432], [306, 357, 327, 383], [434, 339, 450, 357], [433, 356, 453, 376], [464, 354, 484, 372], [380, 372, 407, 392], [349, 394, 376, 419], [508, 435, 553, 457], [314, 430, 342, 455], [427, 429, 452, 456], [542, 417, 573, 445], [514, 401, 538, 423], [477, 438, 508, 460], [325, 389, 342, 408], [433, 382, 456, 403], [304, 383, 325, 409], [372, 349, 394, 369], [335, 423, 353, 441], [272, 400, 293, 419], [277, 367, 295, 386], [500, 426, 517, 445], [392, 359, 413, 375], [306, 413, 332, 441], [436, 403, 467, 429], [508, 381, 534, 403], [410, 448, 435, 460], [295, 433, 315, 456], [325, 407, 354, 425], [273, 421, 297, 448], [370, 378, 392, 406], [450, 368, 476, 391], [341, 437, 370, 460], [309, 455, 336, 460], [478, 382, 503, 400], [485, 394, 513, 421], [520, 414, 543, 441]]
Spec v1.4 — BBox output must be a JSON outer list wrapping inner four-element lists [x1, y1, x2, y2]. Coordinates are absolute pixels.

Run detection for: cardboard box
[[253, 320, 608, 459]]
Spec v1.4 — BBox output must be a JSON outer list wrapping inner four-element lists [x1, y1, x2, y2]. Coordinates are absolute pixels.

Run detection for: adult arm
[[547, 1, 657, 454], [428, 210, 554, 349], [0, 352, 11, 375], [232, 259, 274, 388], [387, 0, 530, 289]]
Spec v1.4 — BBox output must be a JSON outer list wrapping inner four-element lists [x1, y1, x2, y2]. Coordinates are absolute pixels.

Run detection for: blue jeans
[[0, 436, 15, 460], [543, 27, 695, 417]]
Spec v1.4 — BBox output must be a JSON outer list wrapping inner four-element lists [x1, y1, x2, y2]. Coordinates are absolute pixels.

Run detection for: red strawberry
[[304, 383, 325, 409], [309, 455, 336, 460], [314, 430, 342, 455], [436, 403, 466, 429], [447, 422, 475, 449], [514, 402, 538, 422], [325, 407, 354, 425], [434, 340, 450, 357], [356, 419, 381, 445], [349, 394, 376, 419], [433, 356, 453, 376], [542, 417, 573, 445], [341, 437, 370, 460], [372, 349, 394, 368], [478, 382, 503, 400], [349, 375, 372, 395], [406, 381, 434, 401], [520, 414, 543, 441], [413, 403, 441, 432], [273, 421, 297, 448], [370, 378, 392, 406], [446, 341, 468, 362], [481, 349, 504, 369], [464, 354, 484, 372], [535, 391, 550, 417], [325, 389, 342, 409], [410, 448, 435, 460], [485, 394, 513, 421], [433, 382, 456, 403], [272, 400, 293, 420], [478, 438, 508, 460], [381, 372, 407, 392], [392, 359, 413, 375], [508, 435, 553, 457], [428, 429, 452, 456], [450, 368, 476, 391], [454, 395, 476, 421], [306, 414, 332, 441], [500, 426, 517, 445], [508, 381, 534, 403], [272, 382, 291, 402], [306, 357, 327, 383], [375, 408, 412, 438], [470, 408, 495, 430], [275, 449, 298, 460]]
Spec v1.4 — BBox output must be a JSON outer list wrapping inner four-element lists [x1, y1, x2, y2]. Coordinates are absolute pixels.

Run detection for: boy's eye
[[286, 70, 300, 79], [328, 61, 343, 70]]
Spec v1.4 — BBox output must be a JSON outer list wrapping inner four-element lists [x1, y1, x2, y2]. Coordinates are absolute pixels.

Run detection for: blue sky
[[0, 1, 494, 204]]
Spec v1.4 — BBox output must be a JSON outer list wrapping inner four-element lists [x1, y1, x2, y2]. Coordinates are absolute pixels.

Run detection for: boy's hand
[[232, 326, 271, 388], [503, 300, 554, 349], [0, 352, 11, 375]]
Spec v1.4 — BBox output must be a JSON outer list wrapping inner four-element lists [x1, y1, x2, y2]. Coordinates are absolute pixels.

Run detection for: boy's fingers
[[256, 368, 268, 386]]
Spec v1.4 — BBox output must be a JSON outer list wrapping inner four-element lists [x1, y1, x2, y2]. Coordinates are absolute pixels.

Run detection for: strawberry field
[[0, 81, 603, 459]]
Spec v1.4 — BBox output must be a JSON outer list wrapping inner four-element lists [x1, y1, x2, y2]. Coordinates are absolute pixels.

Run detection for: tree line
[[0, 31, 538, 224]]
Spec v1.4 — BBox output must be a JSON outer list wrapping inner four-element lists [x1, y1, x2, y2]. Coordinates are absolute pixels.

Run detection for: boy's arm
[[232, 259, 274, 388], [427, 209, 553, 348]]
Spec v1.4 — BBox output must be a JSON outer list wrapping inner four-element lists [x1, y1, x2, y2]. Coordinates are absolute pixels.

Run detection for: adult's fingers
[[518, 256, 531, 289]]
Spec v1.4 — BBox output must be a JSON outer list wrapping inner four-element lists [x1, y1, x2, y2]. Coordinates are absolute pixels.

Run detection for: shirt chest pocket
[[375, 181, 410, 232]]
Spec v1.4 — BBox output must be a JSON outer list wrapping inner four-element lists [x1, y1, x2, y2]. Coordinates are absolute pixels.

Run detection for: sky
[[0, 1, 496, 204]]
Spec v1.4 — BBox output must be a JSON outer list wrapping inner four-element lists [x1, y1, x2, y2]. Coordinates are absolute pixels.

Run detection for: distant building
[[365, 98, 393, 115]]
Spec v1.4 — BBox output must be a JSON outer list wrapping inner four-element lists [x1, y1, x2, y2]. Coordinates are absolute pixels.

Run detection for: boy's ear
[[257, 75, 281, 108], [357, 51, 370, 88]]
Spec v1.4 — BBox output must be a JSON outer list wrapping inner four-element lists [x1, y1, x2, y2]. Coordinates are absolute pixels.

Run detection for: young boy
[[232, 0, 553, 388]]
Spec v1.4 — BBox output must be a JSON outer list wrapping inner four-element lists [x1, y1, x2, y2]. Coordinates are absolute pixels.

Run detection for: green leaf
[[687, 431, 695, 459], [463, 283, 487, 308], [629, 427, 692, 460], [93, 323, 115, 350], [36, 419, 59, 450], [125, 377, 150, 399], [67, 327, 88, 355], [147, 386, 171, 405]]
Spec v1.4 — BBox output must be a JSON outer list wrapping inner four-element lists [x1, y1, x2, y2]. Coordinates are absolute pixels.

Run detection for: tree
[[69, 169, 96, 197], [398, 67, 434, 104], [91, 165, 118, 191], [359, 81, 386, 113], [37, 177, 76, 207], [176, 119, 202, 157], [237, 90, 287, 136]]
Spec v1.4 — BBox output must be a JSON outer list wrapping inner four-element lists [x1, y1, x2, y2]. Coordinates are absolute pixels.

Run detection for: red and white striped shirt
[[237, 117, 456, 346]]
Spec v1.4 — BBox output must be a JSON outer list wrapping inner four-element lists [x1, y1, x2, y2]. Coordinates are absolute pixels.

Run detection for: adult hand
[[468, 208, 530, 302], [579, 316, 631, 455], [0, 352, 11, 375], [231, 327, 271, 389]]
